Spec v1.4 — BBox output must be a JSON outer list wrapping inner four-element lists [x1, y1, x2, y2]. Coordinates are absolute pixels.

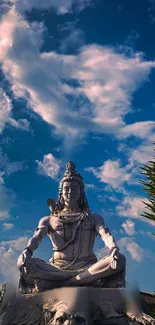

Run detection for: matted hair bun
[[57, 161, 89, 211]]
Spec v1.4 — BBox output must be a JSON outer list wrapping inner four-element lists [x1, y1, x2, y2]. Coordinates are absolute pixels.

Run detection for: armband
[[34, 225, 48, 239], [110, 246, 119, 254], [24, 247, 33, 256]]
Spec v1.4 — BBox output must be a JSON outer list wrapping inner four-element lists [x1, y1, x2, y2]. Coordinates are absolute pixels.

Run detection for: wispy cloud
[[119, 121, 155, 141], [87, 137, 154, 192], [117, 196, 155, 226], [85, 183, 95, 190], [118, 237, 144, 262], [140, 230, 155, 241], [121, 219, 136, 236], [86, 159, 131, 189], [125, 141, 155, 166], [0, 88, 30, 133], [36, 153, 61, 180], [0, 172, 15, 221], [59, 23, 84, 53], [14, 0, 94, 15], [125, 30, 139, 48], [0, 236, 28, 285], [0, 90, 12, 133], [2, 222, 14, 230], [0, 6, 155, 144], [96, 246, 109, 260], [148, 0, 155, 24], [97, 237, 145, 262], [0, 148, 26, 176], [0, 172, 5, 184], [97, 236, 155, 263], [117, 138, 155, 192]]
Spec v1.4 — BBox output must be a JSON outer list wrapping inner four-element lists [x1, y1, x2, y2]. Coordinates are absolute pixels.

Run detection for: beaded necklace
[[52, 212, 87, 251]]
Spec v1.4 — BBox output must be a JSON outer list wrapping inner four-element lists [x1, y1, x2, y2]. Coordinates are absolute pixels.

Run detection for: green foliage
[[140, 145, 155, 228], [0, 282, 7, 306]]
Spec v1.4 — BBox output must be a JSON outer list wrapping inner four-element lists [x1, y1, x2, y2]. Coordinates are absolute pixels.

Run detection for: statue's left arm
[[17, 217, 50, 272], [25, 216, 50, 254], [93, 214, 117, 250], [93, 214, 119, 269]]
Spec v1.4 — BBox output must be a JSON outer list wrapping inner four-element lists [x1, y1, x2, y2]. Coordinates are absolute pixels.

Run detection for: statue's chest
[[50, 213, 92, 243]]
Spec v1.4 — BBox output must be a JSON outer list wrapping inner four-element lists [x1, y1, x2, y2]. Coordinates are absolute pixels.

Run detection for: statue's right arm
[[24, 216, 50, 255]]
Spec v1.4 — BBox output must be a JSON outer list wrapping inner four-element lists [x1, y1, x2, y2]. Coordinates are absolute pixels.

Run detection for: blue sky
[[0, 0, 155, 292]]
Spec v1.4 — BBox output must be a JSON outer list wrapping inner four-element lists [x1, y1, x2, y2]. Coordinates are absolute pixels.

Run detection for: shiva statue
[[17, 161, 126, 293]]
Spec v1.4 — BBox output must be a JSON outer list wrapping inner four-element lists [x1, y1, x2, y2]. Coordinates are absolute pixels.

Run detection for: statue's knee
[[17, 254, 24, 273], [118, 253, 126, 269]]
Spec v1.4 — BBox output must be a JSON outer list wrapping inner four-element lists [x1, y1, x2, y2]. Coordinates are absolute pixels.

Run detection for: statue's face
[[44, 301, 88, 325], [62, 181, 81, 207], [55, 310, 86, 325]]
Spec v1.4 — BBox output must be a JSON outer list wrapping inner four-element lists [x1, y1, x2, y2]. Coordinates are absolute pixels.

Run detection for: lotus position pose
[[17, 162, 126, 292]]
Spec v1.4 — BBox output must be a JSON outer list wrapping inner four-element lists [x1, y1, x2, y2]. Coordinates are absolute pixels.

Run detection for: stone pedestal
[[0, 286, 154, 325]]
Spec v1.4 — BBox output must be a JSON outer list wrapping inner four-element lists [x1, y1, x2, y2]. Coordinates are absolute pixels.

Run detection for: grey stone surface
[[0, 287, 154, 325]]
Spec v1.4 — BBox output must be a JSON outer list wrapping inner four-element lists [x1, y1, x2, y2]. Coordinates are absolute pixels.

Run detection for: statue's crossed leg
[[18, 253, 126, 292], [62, 253, 126, 286]]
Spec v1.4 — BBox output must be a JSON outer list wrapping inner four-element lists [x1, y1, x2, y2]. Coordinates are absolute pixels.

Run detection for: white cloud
[[9, 117, 30, 131], [0, 0, 94, 17], [73, 46, 155, 133], [5, 161, 24, 175], [140, 230, 155, 241], [126, 242, 144, 262], [86, 159, 131, 188], [0, 236, 28, 250], [128, 141, 155, 166], [96, 246, 109, 260], [2, 222, 14, 230], [117, 196, 155, 226], [119, 121, 155, 141], [97, 236, 146, 262], [0, 172, 5, 184], [148, 0, 155, 24], [0, 90, 12, 133], [0, 7, 155, 143], [0, 7, 17, 61], [106, 195, 120, 203], [117, 136, 155, 190], [0, 151, 23, 222], [36, 153, 61, 179], [0, 173, 15, 221], [60, 28, 84, 53], [0, 236, 28, 285], [121, 219, 136, 236], [85, 183, 95, 190], [14, 0, 94, 14], [0, 88, 30, 134], [0, 148, 25, 176], [118, 237, 144, 262]]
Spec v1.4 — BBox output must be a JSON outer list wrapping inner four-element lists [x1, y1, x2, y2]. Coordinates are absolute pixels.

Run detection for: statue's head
[[58, 161, 89, 211], [44, 299, 91, 325]]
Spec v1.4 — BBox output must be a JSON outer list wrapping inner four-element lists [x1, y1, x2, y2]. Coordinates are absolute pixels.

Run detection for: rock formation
[[0, 286, 154, 325]]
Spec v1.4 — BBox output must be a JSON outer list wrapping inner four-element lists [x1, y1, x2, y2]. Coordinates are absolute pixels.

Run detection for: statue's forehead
[[55, 309, 86, 319], [55, 309, 70, 317], [63, 181, 79, 188]]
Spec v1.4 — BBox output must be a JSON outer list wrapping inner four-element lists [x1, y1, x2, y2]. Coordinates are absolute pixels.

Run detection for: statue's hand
[[17, 248, 32, 274], [47, 197, 55, 213], [110, 247, 119, 270], [22, 248, 32, 264]]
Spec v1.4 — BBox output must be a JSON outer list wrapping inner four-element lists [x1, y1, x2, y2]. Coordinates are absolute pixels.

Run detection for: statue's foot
[[52, 276, 105, 288], [18, 275, 36, 294], [34, 279, 57, 292], [103, 268, 126, 288]]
